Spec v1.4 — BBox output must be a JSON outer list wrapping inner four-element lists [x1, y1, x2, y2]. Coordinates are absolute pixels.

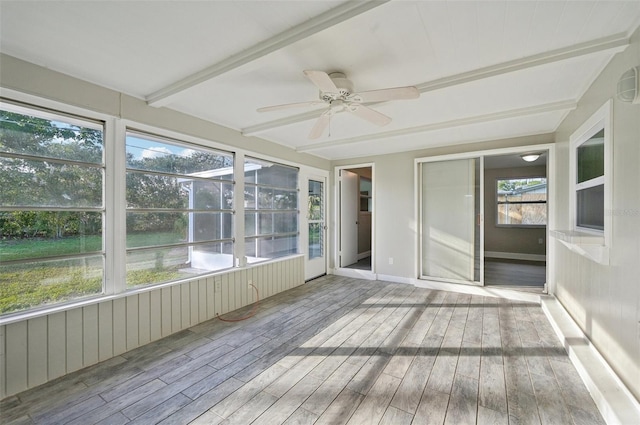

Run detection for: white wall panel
[[206, 277, 215, 320], [47, 312, 66, 380], [138, 292, 150, 346], [82, 305, 99, 368], [161, 287, 172, 337], [198, 280, 207, 323], [5, 322, 27, 396], [27, 317, 47, 388], [1, 256, 304, 399], [125, 295, 139, 351], [112, 298, 126, 356], [189, 281, 199, 327], [65, 309, 83, 373], [171, 285, 181, 334], [98, 301, 113, 361], [149, 290, 161, 342], [221, 273, 230, 315], [180, 283, 190, 329], [0, 325, 5, 399]]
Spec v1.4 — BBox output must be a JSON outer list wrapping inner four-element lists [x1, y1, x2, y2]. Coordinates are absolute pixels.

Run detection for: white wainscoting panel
[[0, 255, 304, 398]]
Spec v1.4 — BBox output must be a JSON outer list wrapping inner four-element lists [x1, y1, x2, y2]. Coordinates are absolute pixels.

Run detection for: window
[[570, 100, 612, 241], [575, 130, 604, 230], [125, 131, 234, 287], [0, 103, 105, 314], [244, 157, 298, 262], [496, 177, 547, 226]]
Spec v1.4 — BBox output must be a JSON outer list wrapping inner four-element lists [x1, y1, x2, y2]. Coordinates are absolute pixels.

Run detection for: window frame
[[569, 100, 612, 246], [0, 93, 304, 320], [495, 176, 547, 228], [244, 156, 299, 263], [0, 99, 107, 314], [124, 129, 236, 288]]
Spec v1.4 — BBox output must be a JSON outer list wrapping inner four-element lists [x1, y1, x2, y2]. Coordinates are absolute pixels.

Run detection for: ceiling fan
[[257, 70, 420, 139]]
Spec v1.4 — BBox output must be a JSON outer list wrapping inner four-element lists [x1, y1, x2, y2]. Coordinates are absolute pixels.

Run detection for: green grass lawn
[[1, 233, 186, 314]]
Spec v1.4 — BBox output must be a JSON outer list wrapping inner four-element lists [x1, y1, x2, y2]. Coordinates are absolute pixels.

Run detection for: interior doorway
[[483, 152, 548, 292], [339, 166, 372, 271]]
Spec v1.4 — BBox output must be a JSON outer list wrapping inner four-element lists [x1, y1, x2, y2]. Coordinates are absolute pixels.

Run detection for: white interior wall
[[553, 26, 640, 402]]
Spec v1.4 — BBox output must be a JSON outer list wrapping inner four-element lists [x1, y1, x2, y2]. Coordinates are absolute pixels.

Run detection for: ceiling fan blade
[[354, 86, 420, 103], [257, 101, 325, 112], [348, 104, 392, 126], [303, 70, 339, 93], [309, 112, 331, 139]]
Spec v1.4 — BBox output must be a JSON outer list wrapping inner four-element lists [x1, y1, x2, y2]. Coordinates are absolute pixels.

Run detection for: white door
[[306, 177, 326, 280], [420, 158, 482, 284], [340, 170, 359, 267]]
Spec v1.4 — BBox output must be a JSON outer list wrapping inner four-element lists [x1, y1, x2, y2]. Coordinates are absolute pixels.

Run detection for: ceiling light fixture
[[520, 153, 540, 162]]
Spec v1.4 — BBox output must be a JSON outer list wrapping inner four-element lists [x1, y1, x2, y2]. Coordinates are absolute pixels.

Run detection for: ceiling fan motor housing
[[326, 72, 353, 97]]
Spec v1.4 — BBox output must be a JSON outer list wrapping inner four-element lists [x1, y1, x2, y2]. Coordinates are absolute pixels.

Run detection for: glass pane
[[577, 129, 604, 183], [0, 157, 103, 207], [308, 180, 323, 220], [577, 185, 604, 231], [274, 212, 298, 233], [421, 158, 480, 282], [127, 212, 187, 246], [246, 212, 298, 236], [0, 256, 103, 314], [497, 204, 547, 225], [245, 212, 257, 237], [126, 134, 233, 178], [127, 243, 233, 288], [126, 174, 232, 210], [191, 242, 234, 272], [246, 235, 298, 263], [274, 189, 297, 210], [0, 108, 103, 164], [497, 178, 547, 202], [127, 246, 187, 287], [244, 157, 298, 189], [0, 212, 102, 261], [126, 212, 233, 248], [257, 187, 273, 209], [309, 223, 323, 259]]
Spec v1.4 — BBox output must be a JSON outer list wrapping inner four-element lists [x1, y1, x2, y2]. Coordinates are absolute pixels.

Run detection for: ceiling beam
[[145, 0, 389, 108], [295, 100, 577, 152], [242, 33, 628, 136], [415, 32, 629, 93]]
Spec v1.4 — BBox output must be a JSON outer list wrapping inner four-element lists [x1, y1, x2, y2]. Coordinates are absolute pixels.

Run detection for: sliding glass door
[[419, 157, 483, 284]]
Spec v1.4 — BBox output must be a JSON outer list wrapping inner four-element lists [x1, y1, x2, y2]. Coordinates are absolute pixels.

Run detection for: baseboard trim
[[485, 251, 546, 262], [541, 296, 640, 425], [332, 268, 377, 280]]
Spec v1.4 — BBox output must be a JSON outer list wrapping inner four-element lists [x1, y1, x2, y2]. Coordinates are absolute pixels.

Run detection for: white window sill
[[551, 230, 609, 265]]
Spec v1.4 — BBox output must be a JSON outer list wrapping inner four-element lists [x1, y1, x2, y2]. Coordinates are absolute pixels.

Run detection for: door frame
[[414, 143, 556, 291], [334, 163, 376, 279]]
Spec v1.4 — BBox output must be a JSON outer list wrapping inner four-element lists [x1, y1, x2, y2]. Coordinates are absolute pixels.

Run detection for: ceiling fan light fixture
[[520, 153, 541, 162]]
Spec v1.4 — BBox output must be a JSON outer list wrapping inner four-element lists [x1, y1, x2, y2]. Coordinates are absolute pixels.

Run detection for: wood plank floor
[[0, 275, 605, 425], [484, 259, 546, 293]]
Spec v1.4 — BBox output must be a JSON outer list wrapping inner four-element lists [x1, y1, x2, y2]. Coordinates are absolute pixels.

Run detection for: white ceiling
[[2, 1, 639, 160]]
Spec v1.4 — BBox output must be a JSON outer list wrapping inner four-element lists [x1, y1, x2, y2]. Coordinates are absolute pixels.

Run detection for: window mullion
[[108, 119, 127, 295], [234, 151, 246, 267]]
